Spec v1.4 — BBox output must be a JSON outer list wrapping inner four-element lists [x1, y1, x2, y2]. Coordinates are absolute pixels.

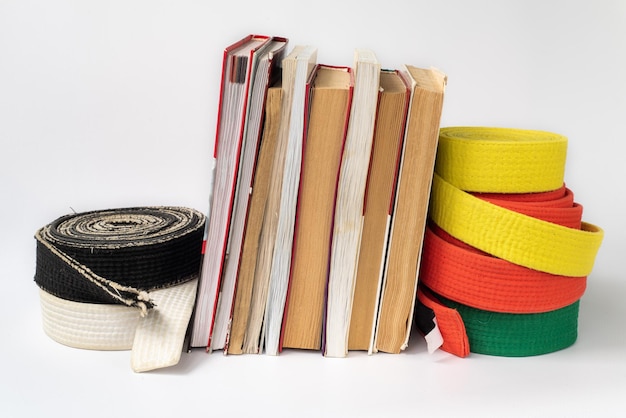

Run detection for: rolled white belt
[[34, 207, 205, 372]]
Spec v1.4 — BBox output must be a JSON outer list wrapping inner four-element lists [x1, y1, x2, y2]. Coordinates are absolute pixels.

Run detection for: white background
[[1, 1, 625, 416]]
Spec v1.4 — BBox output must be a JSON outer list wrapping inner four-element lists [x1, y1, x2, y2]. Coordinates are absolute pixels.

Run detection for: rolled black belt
[[34, 206, 205, 372]]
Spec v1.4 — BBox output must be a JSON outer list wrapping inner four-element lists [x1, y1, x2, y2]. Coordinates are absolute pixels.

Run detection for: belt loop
[[416, 287, 469, 358]]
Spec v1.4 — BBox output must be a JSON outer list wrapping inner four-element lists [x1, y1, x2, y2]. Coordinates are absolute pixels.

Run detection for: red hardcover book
[[189, 34, 272, 350], [212, 36, 288, 352]]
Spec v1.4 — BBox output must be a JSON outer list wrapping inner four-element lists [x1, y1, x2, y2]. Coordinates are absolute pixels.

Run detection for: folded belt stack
[[34, 206, 205, 371], [416, 127, 604, 357]]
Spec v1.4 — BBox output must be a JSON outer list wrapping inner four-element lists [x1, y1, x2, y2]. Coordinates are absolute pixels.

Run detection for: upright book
[[263, 45, 318, 356], [348, 69, 411, 353], [281, 64, 354, 351], [228, 81, 283, 355], [189, 34, 271, 349], [210, 37, 288, 351], [324, 49, 381, 358], [241, 45, 317, 355], [373, 65, 447, 354]]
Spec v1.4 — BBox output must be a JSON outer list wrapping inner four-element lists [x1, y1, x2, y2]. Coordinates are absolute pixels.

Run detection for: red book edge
[[207, 34, 275, 350], [191, 34, 271, 351], [222, 37, 289, 353]]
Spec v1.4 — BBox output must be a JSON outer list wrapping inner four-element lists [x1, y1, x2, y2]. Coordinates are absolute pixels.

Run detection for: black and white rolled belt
[[34, 206, 205, 372]]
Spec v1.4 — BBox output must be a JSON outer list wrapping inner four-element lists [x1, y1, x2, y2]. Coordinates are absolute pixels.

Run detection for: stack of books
[[187, 34, 447, 357]]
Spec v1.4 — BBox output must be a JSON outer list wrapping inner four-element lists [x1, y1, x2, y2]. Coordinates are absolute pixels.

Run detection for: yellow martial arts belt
[[429, 174, 603, 277], [435, 127, 568, 193], [417, 127, 604, 357]]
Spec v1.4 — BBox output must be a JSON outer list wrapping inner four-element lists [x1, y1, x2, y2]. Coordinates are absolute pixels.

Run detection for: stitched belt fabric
[[435, 126, 568, 193], [34, 207, 205, 372], [417, 287, 580, 357], [429, 174, 603, 277], [422, 184, 588, 313], [420, 224, 587, 314], [417, 126, 604, 357]]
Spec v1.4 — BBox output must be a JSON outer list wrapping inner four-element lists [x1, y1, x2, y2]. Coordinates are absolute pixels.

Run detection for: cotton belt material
[[416, 127, 604, 357], [34, 206, 205, 372]]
